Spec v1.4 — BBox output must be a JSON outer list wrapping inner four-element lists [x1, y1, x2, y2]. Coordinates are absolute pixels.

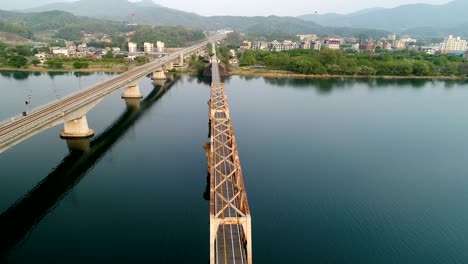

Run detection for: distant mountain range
[[18, 0, 387, 38], [299, 0, 468, 38]]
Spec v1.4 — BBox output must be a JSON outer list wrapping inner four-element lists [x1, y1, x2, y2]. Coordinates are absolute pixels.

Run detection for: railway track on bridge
[[0, 37, 221, 152], [208, 52, 252, 264]]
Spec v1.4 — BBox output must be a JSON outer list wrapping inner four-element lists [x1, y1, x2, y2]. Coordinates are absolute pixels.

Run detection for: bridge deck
[[210, 54, 250, 264], [0, 37, 222, 153]]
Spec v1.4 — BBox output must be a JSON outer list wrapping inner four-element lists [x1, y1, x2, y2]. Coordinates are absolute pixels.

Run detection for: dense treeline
[[238, 49, 468, 77], [0, 20, 33, 39], [0, 41, 130, 69], [0, 9, 205, 48], [131, 26, 205, 48], [54, 22, 126, 41]]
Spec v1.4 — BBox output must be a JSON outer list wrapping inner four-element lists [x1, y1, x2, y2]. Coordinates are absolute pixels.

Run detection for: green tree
[[240, 55, 256, 66], [225, 32, 242, 47], [135, 56, 147, 64], [0, 41, 8, 51], [413, 61, 434, 76], [31, 59, 41, 66], [8, 55, 27, 68], [46, 60, 64, 69], [319, 49, 339, 65], [358, 66, 377, 76], [73, 61, 89, 69], [16, 45, 33, 57], [103, 50, 114, 59]]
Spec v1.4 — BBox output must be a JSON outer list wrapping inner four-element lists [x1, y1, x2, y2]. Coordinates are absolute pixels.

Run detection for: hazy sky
[[4, 0, 451, 16], [153, 0, 450, 16]]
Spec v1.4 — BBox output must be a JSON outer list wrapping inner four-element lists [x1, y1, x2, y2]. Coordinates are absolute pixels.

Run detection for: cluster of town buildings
[[34, 40, 166, 64], [238, 34, 468, 59], [130, 41, 165, 53]]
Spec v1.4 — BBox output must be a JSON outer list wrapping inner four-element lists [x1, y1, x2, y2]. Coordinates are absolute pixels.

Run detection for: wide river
[[1, 71, 468, 263]]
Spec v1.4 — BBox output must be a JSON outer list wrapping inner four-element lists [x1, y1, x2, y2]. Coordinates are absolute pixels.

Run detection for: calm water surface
[[1, 71, 468, 263]]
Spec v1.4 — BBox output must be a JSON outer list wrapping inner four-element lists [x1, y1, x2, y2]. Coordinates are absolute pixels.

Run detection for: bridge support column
[[166, 72, 174, 81], [165, 62, 174, 71], [122, 84, 143, 99], [179, 53, 184, 67], [152, 68, 166, 80], [124, 98, 141, 111], [60, 116, 94, 139], [153, 79, 166, 87], [66, 138, 91, 153]]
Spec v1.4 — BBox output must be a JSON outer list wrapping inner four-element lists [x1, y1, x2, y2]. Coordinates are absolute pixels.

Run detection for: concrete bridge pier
[[153, 79, 166, 87], [122, 84, 143, 99], [165, 62, 174, 71], [152, 67, 166, 80], [66, 138, 91, 153], [124, 97, 142, 111], [179, 53, 184, 67], [60, 116, 94, 139], [166, 72, 174, 81]]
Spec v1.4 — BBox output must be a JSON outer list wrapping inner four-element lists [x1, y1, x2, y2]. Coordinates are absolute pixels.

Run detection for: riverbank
[[229, 68, 468, 80], [2, 64, 467, 80], [0, 64, 129, 73]]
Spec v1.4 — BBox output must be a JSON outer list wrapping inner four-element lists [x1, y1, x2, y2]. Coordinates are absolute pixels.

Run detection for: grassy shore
[[2, 63, 467, 80], [0, 62, 131, 73], [229, 68, 468, 80]]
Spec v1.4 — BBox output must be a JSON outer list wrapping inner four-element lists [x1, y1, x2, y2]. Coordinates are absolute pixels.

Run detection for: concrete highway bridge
[[0, 36, 222, 154]]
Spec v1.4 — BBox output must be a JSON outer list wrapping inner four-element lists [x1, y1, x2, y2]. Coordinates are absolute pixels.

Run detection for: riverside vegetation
[[0, 42, 144, 72], [0, 23, 205, 72], [233, 48, 468, 77]]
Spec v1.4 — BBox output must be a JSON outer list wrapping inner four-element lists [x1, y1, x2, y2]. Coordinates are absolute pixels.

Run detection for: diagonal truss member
[[207, 82, 252, 264]]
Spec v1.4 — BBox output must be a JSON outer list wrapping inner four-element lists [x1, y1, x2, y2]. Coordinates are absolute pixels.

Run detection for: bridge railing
[[0, 36, 223, 127]]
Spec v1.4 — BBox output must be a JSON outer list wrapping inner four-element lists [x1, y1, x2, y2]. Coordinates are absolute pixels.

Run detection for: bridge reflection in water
[[0, 77, 177, 260]]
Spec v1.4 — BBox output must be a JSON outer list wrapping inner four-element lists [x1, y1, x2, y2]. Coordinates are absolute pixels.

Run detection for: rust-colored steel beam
[[207, 56, 252, 264]]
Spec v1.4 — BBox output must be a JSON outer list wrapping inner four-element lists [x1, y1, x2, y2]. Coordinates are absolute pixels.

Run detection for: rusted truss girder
[[208, 82, 252, 264]]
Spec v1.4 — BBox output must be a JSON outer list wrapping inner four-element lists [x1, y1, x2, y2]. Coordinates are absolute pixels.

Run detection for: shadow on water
[[0, 71, 40, 81], [0, 71, 103, 80], [73, 72, 93, 77], [0, 76, 179, 260], [191, 75, 211, 86], [261, 77, 468, 93]]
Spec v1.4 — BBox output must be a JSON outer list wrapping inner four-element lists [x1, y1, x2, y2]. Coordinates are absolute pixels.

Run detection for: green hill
[[0, 18, 33, 39], [0, 9, 207, 47], [23, 0, 388, 38], [299, 0, 468, 37]]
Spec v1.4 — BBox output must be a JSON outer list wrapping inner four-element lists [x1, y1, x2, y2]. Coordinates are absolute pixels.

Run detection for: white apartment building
[[270, 40, 284, 52], [387, 34, 397, 41], [51, 47, 69, 56], [323, 39, 341, 50], [440, 35, 468, 53], [400, 37, 417, 43], [300, 41, 321, 50], [77, 43, 87, 52], [128, 42, 138, 53], [156, 41, 165, 52], [282, 40, 299, 51], [268, 40, 299, 52], [144, 42, 154, 53], [311, 41, 322, 51], [297, 34, 317, 41], [252, 41, 268, 50]]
